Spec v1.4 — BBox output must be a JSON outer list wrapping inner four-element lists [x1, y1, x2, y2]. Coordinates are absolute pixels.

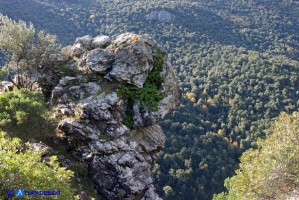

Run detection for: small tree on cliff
[[0, 14, 59, 90]]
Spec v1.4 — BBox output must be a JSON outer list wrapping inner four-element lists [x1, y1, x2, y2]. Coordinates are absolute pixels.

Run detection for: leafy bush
[[0, 132, 75, 199], [0, 88, 49, 138], [118, 83, 164, 111]]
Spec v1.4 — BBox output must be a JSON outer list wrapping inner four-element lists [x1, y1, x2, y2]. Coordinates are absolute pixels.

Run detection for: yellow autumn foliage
[[186, 92, 196, 103]]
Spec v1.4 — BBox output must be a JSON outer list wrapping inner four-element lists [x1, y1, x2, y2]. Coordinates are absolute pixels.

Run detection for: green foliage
[[118, 83, 164, 111], [213, 192, 228, 200], [214, 111, 299, 200], [123, 114, 134, 129], [118, 48, 165, 111], [0, 88, 48, 139], [0, 132, 75, 199], [148, 48, 165, 88], [0, 65, 8, 79]]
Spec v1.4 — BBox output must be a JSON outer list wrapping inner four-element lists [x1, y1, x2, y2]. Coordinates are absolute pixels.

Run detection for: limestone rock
[[0, 81, 14, 92], [86, 48, 114, 74], [107, 33, 154, 88], [91, 35, 111, 48], [28, 141, 49, 156], [158, 58, 181, 118], [130, 125, 165, 153], [80, 82, 101, 95], [71, 35, 94, 57], [56, 105, 74, 117], [0, 32, 180, 199], [71, 43, 86, 57], [75, 35, 93, 49]]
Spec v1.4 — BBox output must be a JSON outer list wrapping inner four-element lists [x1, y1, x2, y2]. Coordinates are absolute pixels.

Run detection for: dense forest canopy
[[0, 0, 298, 199]]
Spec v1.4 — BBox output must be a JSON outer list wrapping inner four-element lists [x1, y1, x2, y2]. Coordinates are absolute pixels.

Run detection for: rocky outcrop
[[146, 10, 175, 23], [0, 81, 14, 92], [2, 33, 180, 200]]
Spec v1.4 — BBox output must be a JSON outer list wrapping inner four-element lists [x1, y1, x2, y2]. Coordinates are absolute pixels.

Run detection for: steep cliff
[[39, 33, 180, 200]]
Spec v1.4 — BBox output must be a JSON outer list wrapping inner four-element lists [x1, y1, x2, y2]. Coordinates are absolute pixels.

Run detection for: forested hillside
[[0, 0, 298, 199]]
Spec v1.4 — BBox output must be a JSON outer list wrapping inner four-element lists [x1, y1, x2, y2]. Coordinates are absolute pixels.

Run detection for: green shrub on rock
[[0, 88, 49, 139], [117, 48, 165, 111]]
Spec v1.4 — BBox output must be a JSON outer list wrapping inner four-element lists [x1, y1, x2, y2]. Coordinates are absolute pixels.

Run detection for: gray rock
[[158, 58, 181, 118], [132, 100, 160, 128], [69, 86, 84, 99], [0, 81, 14, 92], [75, 35, 93, 49], [29, 141, 49, 156], [71, 43, 86, 57], [107, 33, 154, 88], [59, 76, 77, 86], [86, 48, 114, 74], [50, 86, 65, 105], [130, 125, 165, 153], [80, 82, 101, 95], [59, 120, 84, 134], [90, 151, 152, 200], [91, 35, 111, 48], [58, 107, 74, 116], [105, 92, 119, 105]]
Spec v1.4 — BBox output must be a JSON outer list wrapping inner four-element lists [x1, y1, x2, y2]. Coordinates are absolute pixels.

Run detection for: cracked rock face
[[48, 33, 180, 200], [106, 33, 154, 88]]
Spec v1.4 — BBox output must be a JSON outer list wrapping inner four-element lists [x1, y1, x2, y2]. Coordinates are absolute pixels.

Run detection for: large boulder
[[86, 48, 114, 74], [91, 35, 111, 48], [106, 33, 155, 88]]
